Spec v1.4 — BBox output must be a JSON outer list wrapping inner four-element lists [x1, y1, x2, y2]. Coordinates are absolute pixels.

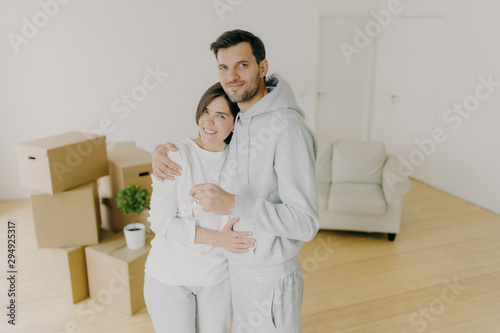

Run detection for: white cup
[[123, 223, 146, 249]]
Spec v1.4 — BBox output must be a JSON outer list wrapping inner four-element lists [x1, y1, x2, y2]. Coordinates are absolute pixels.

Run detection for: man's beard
[[227, 73, 261, 103]]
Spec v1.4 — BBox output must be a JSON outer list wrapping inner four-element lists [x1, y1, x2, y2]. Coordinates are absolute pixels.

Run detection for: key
[[189, 199, 197, 218]]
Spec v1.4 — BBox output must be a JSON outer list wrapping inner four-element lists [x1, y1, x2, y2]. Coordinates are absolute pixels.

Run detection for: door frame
[[312, 10, 448, 141], [312, 11, 378, 141]]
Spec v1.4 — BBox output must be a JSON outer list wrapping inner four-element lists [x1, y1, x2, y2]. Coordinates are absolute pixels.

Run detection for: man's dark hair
[[210, 29, 266, 64]]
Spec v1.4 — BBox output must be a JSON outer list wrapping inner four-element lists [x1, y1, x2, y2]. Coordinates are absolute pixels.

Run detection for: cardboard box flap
[[108, 147, 152, 169], [111, 235, 153, 262], [107, 141, 135, 151], [86, 232, 126, 255], [86, 232, 151, 266], [17, 131, 103, 150], [87, 232, 152, 259]]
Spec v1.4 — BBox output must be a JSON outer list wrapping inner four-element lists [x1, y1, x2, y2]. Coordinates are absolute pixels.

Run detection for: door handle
[[317, 91, 328, 100]]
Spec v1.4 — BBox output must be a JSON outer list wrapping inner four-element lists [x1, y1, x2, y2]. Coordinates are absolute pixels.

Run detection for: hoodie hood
[[229, 73, 306, 186], [236, 73, 305, 121]]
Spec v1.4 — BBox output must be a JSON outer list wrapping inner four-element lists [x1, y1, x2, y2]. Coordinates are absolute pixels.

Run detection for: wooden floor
[[1, 179, 499, 332]]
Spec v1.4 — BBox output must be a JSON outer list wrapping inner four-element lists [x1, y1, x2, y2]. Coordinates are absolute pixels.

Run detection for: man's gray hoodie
[[221, 73, 319, 281]]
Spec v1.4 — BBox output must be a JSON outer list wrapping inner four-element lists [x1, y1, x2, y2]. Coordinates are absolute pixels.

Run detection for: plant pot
[[123, 223, 146, 249]]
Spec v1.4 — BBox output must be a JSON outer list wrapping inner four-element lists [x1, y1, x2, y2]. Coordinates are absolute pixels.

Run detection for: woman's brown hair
[[195, 82, 239, 144]]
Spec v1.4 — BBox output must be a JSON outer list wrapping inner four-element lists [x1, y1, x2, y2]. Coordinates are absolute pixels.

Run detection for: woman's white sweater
[[145, 139, 230, 286]]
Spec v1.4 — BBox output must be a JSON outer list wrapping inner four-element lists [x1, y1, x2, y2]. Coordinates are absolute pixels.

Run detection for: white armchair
[[316, 139, 411, 241]]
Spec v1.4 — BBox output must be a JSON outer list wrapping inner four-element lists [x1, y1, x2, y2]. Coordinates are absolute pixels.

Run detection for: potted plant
[[115, 184, 150, 249]]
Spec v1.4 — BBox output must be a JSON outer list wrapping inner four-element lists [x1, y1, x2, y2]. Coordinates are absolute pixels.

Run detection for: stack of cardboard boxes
[[15, 132, 154, 316], [99, 143, 154, 233]]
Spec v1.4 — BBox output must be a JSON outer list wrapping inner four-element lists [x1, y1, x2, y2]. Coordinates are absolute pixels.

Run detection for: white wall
[[1, 0, 499, 215], [0, 0, 378, 200], [372, 0, 500, 214]]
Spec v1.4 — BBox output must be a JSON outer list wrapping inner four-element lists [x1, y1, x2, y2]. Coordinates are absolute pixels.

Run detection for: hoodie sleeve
[[148, 151, 196, 244], [231, 123, 319, 242]]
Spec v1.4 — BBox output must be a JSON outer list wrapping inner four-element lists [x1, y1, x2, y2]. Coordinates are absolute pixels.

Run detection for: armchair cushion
[[315, 139, 333, 183], [382, 155, 412, 200], [329, 183, 387, 215], [317, 181, 330, 211], [331, 141, 386, 184]]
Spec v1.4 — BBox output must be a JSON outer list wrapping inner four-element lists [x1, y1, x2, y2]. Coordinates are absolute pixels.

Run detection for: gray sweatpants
[[144, 273, 231, 333], [230, 266, 304, 333]]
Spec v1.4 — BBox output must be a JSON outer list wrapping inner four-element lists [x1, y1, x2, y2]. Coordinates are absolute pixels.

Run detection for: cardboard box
[[107, 147, 152, 198], [106, 147, 152, 232], [85, 232, 152, 315], [101, 197, 150, 233], [15, 131, 108, 195], [106, 141, 136, 151], [39, 229, 115, 304], [98, 141, 136, 230], [31, 181, 101, 249], [40, 245, 88, 304]]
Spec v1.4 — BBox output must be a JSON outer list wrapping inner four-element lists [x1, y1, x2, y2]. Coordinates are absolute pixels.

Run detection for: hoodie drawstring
[[247, 118, 252, 185], [233, 113, 252, 185], [234, 113, 240, 179]]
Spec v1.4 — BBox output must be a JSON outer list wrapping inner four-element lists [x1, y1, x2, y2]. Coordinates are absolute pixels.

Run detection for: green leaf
[[115, 184, 151, 218]]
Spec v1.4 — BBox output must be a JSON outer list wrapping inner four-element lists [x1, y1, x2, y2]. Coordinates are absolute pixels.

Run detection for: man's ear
[[259, 59, 269, 78]]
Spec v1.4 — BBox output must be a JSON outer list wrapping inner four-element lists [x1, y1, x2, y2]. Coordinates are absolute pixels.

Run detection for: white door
[[314, 14, 376, 142], [370, 14, 446, 182]]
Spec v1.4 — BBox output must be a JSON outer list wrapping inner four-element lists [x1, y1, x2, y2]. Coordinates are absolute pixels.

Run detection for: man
[[153, 29, 319, 332]]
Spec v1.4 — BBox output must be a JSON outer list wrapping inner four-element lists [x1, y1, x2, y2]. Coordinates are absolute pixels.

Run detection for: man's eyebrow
[[218, 60, 250, 66]]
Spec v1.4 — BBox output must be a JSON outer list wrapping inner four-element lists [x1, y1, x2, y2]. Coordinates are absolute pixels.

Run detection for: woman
[[144, 82, 254, 333]]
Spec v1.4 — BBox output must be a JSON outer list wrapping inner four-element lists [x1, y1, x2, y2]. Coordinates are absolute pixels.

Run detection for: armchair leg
[[388, 233, 396, 241]]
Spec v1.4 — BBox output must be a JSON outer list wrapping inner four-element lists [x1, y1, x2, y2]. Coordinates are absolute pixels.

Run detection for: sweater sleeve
[[148, 151, 196, 244], [231, 123, 319, 242]]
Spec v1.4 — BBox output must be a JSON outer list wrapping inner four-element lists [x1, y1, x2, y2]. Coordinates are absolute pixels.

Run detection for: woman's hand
[[152, 142, 182, 181], [195, 218, 255, 253], [190, 183, 236, 215]]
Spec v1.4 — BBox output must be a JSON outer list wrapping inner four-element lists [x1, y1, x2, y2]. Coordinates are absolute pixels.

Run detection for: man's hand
[[152, 142, 182, 181], [195, 218, 255, 253], [190, 183, 236, 215]]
